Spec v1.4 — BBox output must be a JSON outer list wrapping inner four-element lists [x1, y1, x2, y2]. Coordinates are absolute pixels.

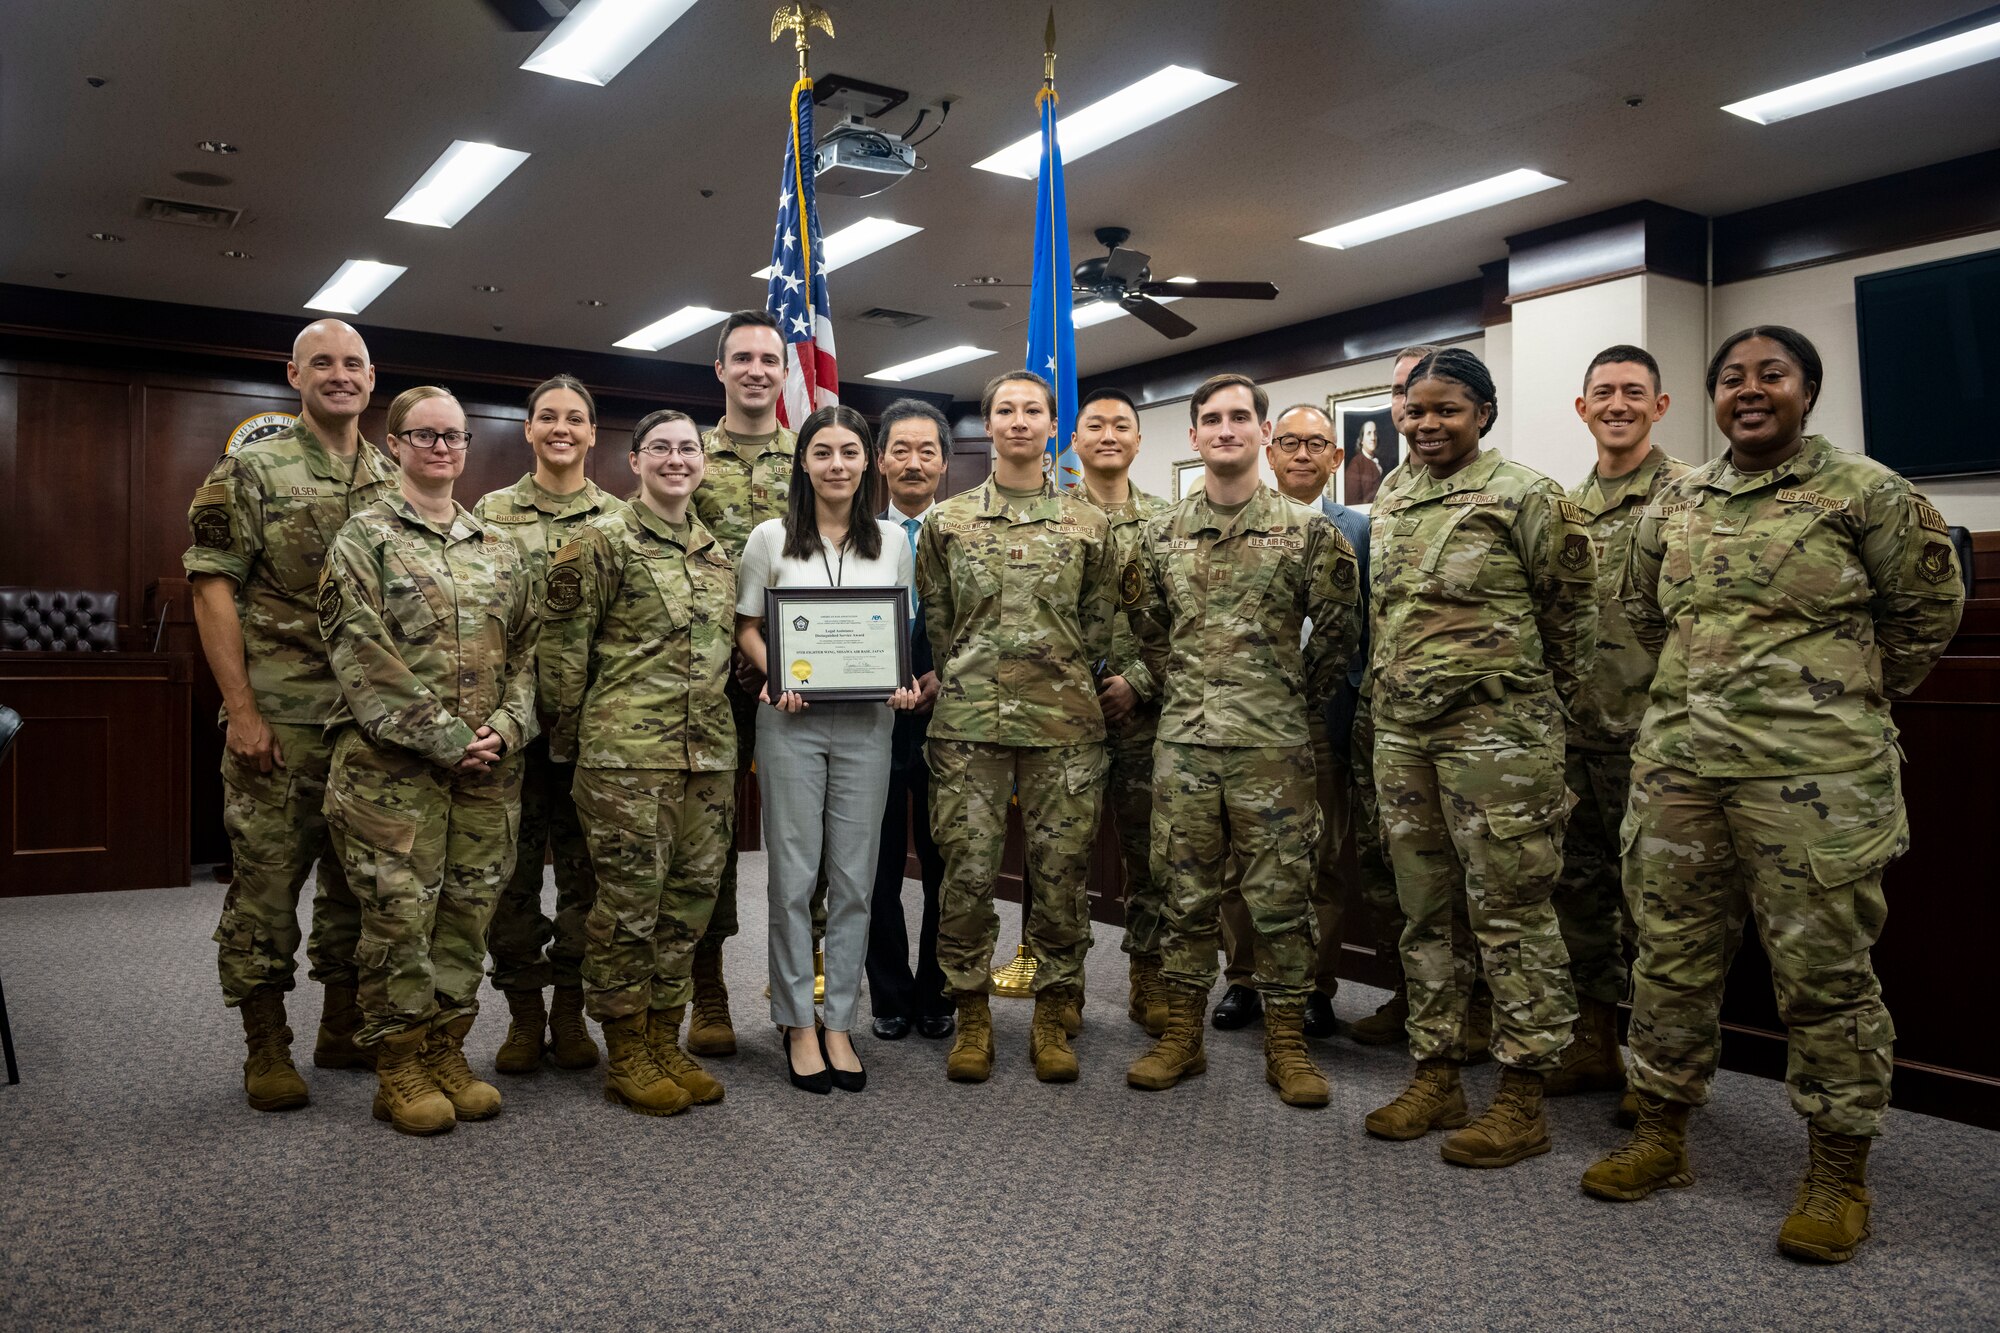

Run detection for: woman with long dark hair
[[1581, 326, 1962, 1263], [735, 405, 920, 1093]]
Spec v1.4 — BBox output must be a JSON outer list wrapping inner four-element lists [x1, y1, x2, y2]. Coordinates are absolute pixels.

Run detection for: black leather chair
[[0, 704, 18, 1083], [1948, 525, 1975, 599], [0, 588, 120, 652]]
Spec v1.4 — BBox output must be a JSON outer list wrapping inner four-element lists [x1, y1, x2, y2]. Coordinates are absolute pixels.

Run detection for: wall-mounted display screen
[[1856, 247, 2000, 479]]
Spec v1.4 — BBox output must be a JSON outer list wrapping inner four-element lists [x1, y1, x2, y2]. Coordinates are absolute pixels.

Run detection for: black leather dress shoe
[[1302, 992, 1338, 1038], [1211, 984, 1262, 1030], [872, 1015, 912, 1041], [916, 1012, 955, 1040]]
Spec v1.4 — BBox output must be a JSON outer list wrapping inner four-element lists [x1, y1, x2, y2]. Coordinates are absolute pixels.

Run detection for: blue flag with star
[[1027, 89, 1079, 487]]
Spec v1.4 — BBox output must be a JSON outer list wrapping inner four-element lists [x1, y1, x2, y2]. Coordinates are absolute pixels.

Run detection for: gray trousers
[[756, 701, 895, 1030]]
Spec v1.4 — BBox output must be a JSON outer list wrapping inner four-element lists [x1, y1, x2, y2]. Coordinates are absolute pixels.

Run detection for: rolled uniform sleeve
[[319, 526, 477, 769], [1303, 523, 1363, 708], [1862, 488, 1965, 696], [536, 530, 613, 764], [1516, 487, 1599, 713], [183, 455, 261, 585]]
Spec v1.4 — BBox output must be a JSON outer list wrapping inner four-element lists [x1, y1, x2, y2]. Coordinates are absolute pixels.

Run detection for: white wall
[[1643, 274, 1713, 464], [1510, 277, 1647, 485], [1711, 227, 2000, 529], [1124, 334, 1486, 501]]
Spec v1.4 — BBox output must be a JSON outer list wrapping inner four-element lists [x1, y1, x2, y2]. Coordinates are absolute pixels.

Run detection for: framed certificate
[[762, 586, 912, 701]]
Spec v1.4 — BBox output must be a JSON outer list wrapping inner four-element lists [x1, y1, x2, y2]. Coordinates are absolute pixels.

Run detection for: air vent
[[853, 307, 930, 329], [137, 196, 242, 229]]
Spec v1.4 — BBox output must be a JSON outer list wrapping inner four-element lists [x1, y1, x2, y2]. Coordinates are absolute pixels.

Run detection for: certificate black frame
[[762, 585, 913, 702]]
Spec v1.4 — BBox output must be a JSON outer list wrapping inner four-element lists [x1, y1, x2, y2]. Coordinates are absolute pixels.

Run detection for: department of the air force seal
[[226, 412, 296, 454]]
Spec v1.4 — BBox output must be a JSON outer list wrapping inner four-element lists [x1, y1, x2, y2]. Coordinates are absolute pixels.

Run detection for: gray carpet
[[1, 861, 1994, 1331]]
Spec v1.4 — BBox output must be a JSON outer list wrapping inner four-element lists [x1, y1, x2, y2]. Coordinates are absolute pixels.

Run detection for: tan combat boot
[[1777, 1124, 1874, 1263], [1126, 984, 1207, 1091], [1127, 956, 1167, 1037], [371, 1028, 455, 1135], [651, 1006, 724, 1104], [946, 993, 994, 1082], [547, 985, 600, 1069], [1264, 1000, 1330, 1108], [1581, 1092, 1695, 1200], [686, 945, 737, 1056], [1347, 984, 1409, 1046], [493, 988, 547, 1075], [313, 981, 374, 1070], [1615, 1087, 1641, 1127], [600, 1012, 692, 1116], [239, 987, 309, 1112], [1364, 1058, 1467, 1139], [1030, 989, 1080, 1083], [1060, 987, 1084, 1038], [1441, 1067, 1551, 1167], [422, 1014, 502, 1121], [1465, 987, 1494, 1066], [1546, 995, 1626, 1096]]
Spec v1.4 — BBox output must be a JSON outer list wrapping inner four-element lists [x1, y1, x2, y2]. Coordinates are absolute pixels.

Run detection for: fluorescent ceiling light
[[973, 65, 1235, 178], [867, 345, 994, 383], [614, 305, 728, 352], [521, 0, 700, 86], [752, 217, 922, 279], [386, 141, 531, 228], [305, 260, 407, 314], [1165, 274, 1198, 284], [1072, 295, 1179, 329], [1722, 19, 2000, 124], [1300, 169, 1566, 249]]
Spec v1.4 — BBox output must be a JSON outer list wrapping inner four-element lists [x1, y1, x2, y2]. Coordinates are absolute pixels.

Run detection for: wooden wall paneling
[[4, 365, 134, 607]]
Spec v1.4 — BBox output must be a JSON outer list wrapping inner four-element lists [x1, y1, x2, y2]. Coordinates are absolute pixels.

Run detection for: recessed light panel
[[753, 217, 922, 279], [386, 142, 532, 228], [614, 305, 729, 352], [521, 0, 702, 86], [1300, 170, 1566, 250], [972, 65, 1235, 179], [867, 346, 995, 382], [1723, 18, 2000, 124], [306, 260, 407, 314]]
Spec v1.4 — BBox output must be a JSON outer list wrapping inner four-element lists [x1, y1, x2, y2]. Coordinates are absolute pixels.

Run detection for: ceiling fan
[[965, 226, 1279, 339]]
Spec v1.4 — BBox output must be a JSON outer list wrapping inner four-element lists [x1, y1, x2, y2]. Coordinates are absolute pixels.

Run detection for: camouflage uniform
[[1369, 450, 1597, 1070], [691, 423, 796, 949], [1078, 484, 1173, 958], [1622, 435, 1962, 1135], [473, 474, 629, 995], [318, 493, 539, 1046], [538, 505, 738, 1020], [1131, 486, 1362, 998], [915, 477, 1117, 996], [1347, 690, 1403, 963], [183, 420, 395, 1005], [1556, 447, 1692, 1005]]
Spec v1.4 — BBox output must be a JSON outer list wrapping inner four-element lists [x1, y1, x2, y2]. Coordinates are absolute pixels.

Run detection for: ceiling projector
[[814, 121, 918, 197]]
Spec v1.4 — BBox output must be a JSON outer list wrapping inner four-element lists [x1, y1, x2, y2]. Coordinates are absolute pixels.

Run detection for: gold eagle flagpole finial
[[771, 2, 834, 82]]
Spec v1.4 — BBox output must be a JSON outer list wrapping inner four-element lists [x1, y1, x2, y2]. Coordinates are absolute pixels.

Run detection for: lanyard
[[817, 538, 847, 587]]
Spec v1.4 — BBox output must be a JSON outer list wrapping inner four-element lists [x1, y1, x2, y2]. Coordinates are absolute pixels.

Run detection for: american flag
[[767, 76, 838, 428]]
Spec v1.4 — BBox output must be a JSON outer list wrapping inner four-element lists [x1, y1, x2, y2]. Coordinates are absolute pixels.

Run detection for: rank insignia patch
[[192, 506, 232, 550], [545, 564, 584, 612]]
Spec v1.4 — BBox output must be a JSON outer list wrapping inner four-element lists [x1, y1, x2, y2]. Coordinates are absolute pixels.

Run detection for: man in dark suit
[[1215, 402, 1371, 1037], [866, 399, 953, 1040]]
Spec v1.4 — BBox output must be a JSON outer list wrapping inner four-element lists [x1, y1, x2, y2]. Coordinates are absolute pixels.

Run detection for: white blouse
[[734, 517, 915, 616]]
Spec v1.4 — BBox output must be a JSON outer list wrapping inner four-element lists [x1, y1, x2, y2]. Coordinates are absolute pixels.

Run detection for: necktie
[[904, 516, 921, 616]]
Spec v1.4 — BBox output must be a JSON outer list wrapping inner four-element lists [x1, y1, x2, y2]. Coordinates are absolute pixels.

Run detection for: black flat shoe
[[916, 1012, 955, 1040], [872, 1015, 912, 1041], [783, 1025, 831, 1095], [823, 1030, 866, 1093], [1212, 984, 1263, 1030], [1303, 992, 1338, 1039]]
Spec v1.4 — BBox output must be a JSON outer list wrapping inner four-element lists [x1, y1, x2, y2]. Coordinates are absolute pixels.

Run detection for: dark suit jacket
[[1320, 496, 1371, 757], [884, 508, 935, 773]]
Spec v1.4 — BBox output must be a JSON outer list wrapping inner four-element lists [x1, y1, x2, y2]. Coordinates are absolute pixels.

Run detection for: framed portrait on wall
[[1327, 386, 1396, 510], [1172, 458, 1206, 501]]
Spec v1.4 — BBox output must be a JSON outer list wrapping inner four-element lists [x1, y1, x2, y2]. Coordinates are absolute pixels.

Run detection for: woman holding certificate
[[736, 404, 921, 1093]]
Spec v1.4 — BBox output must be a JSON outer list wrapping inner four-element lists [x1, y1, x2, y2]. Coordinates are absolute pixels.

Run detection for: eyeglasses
[[395, 428, 472, 451], [1272, 435, 1334, 456], [635, 441, 704, 459]]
